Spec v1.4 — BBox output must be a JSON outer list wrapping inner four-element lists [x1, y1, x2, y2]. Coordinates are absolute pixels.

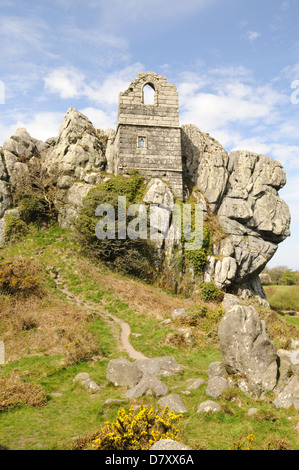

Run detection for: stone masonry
[[113, 72, 184, 200]]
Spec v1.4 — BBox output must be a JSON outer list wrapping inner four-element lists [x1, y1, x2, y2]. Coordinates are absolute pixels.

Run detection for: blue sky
[[0, 0, 299, 269]]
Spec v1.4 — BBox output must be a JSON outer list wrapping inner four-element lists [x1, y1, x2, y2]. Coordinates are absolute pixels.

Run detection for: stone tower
[[113, 72, 184, 200]]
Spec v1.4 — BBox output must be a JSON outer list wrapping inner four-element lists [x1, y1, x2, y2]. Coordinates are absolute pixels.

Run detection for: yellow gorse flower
[[92, 405, 182, 450]]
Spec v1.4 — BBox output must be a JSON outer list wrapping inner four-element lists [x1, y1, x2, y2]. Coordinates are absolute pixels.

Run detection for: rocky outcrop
[[45, 108, 107, 180], [0, 106, 291, 302], [218, 294, 299, 407], [181, 124, 229, 213], [181, 125, 290, 299]]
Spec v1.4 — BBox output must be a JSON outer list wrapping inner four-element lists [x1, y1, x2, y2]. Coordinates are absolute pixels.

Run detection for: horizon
[[0, 0, 298, 270]]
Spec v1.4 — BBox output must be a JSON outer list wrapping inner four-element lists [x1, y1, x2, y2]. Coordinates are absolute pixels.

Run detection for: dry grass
[[70, 255, 197, 320], [0, 373, 47, 411], [258, 307, 299, 349], [0, 294, 101, 364]]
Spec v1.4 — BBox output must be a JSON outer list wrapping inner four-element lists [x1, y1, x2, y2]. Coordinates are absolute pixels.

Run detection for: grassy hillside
[[0, 226, 298, 450]]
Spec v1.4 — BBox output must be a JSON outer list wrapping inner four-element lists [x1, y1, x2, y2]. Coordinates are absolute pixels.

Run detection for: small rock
[[247, 408, 259, 416], [158, 394, 187, 413], [206, 377, 229, 399], [178, 328, 193, 344], [186, 378, 206, 390], [134, 357, 183, 377], [149, 439, 191, 450], [274, 377, 299, 411], [104, 399, 126, 405], [124, 373, 168, 399], [197, 401, 222, 414], [208, 362, 227, 379], [171, 308, 187, 319], [73, 373, 101, 392]]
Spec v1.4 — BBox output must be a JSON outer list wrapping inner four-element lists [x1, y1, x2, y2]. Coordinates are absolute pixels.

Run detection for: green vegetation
[[264, 285, 299, 312], [0, 226, 298, 450], [198, 282, 224, 303], [76, 172, 158, 280], [4, 214, 29, 243], [263, 265, 299, 286]]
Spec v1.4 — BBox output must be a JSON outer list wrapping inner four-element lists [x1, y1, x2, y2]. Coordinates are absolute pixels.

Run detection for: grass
[[0, 226, 298, 450], [264, 285, 299, 312]]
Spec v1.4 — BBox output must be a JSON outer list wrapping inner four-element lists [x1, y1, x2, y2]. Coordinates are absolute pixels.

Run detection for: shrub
[[0, 258, 42, 297], [12, 158, 58, 226], [4, 214, 29, 242], [91, 405, 182, 450], [262, 435, 292, 451], [63, 334, 101, 366], [0, 374, 47, 411], [229, 434, 255, 450], [198, 282, 224, 303]]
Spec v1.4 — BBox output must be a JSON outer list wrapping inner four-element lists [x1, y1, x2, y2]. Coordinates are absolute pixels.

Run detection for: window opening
[[143, 83, 155, 104]]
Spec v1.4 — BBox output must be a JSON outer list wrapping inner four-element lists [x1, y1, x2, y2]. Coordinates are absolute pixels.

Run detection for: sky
[[0, 0, 298, 269]]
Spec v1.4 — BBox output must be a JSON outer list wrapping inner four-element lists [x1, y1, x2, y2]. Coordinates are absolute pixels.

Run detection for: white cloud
[[79, 107, 116, 130], [43, 63, 144, 107], [44, 67, 85, 99], [246, 31, 261, 43], [0, 112, 65, 143]]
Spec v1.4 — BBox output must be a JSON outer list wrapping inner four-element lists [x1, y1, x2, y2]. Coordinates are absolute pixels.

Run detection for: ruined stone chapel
[[112, 72, 184, 200]]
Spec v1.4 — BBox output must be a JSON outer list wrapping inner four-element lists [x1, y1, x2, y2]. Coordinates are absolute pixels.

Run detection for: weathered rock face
[[181, 124, 229, 213], [218, 303, 278, 395], [181, 126, 290, 299], [46, 108, 107, 180], [215, 150, 290, 292]]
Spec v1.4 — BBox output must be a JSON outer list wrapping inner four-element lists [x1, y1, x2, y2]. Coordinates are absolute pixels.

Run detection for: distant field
[[264, 285, 299, 311]]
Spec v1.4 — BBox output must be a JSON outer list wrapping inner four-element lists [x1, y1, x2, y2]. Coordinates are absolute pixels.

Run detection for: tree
[[280, 269, 299, 286]]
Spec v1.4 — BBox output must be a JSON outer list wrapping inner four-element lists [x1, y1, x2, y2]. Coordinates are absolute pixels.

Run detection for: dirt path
[[54, 274, 147, 361]]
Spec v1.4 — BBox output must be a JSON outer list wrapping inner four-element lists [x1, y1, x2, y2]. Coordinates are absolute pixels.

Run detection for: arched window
[[142, 83, 155, 104]]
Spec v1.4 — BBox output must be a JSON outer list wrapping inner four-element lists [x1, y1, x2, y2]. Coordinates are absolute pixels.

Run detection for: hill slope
[[0, 226, 298, 450]]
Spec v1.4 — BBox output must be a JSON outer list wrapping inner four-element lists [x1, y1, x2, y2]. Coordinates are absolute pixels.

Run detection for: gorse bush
[[0, 258, 42, 297], [229, 434, 255, 450], [4, 214, 29, 243], [18, 194, 51, 225], [92, 405, 182, 450], [198, 282, 224, 303]]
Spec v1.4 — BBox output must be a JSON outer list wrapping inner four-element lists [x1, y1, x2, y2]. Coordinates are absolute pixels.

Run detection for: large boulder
[[218, 303, 278, 395], [201, 148, 291, 297], [133, 357, 183, 377], [106, 359, 143, 388], [56, 182, 96, 229]]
